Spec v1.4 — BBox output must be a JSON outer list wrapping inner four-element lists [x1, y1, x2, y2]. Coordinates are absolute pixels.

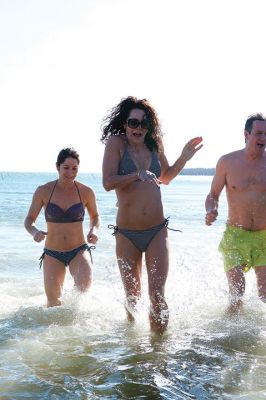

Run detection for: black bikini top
[[118, 146, 161, 178], [45, 181, 85, 223]]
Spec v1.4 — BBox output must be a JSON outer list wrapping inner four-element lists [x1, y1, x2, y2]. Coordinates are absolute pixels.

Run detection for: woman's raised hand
[[181, 137, 203, 161]]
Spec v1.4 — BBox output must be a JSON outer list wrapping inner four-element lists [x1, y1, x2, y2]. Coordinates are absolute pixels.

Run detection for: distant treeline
[[180, 168, 215, 176]]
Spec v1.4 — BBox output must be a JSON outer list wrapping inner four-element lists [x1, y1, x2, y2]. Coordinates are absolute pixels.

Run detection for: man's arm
[[205, 156, 227, 226]]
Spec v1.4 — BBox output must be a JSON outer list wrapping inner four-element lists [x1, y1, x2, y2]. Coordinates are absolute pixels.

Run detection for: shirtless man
[[205, 113, 266, 313]]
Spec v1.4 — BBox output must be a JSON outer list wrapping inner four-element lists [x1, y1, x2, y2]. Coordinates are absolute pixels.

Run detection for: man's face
[[245, 120, 266, 152]]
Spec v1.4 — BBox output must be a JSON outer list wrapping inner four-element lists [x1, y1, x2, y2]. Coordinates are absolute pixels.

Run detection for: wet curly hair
[[100, 96, 162, 151]]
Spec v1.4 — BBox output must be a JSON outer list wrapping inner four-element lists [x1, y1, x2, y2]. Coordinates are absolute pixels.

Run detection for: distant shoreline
[[180, 168, 215, 176], [0, 168, 215, 176]]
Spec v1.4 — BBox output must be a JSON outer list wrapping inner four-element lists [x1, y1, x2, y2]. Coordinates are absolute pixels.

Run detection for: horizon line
[[0, 167, 215, 174]]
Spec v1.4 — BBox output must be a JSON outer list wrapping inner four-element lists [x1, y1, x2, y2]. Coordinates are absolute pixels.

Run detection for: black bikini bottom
[[39, 243, 95, 268], [108, 217, 181, 253]]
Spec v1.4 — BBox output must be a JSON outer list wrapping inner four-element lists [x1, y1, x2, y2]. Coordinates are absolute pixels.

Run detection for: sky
[[1, 0, 266, 172]]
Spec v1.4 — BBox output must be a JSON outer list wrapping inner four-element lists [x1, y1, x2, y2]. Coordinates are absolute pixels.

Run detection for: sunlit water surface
[[0, 172, 266, 399]]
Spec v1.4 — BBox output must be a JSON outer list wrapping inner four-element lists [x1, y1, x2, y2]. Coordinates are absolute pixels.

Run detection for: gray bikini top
[[118, 146, 161, 178]]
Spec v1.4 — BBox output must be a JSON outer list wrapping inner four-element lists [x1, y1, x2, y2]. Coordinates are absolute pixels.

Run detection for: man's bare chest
[[227, 167, 266, 192]]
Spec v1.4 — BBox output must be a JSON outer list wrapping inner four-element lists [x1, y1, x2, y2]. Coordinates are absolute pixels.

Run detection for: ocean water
[[0, 172, 266, 400]]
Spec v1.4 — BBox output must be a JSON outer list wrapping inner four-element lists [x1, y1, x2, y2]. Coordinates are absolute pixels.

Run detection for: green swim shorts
[[218, 225, 266, 272]]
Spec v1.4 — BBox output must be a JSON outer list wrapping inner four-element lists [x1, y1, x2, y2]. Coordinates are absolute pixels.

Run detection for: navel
[[141, 208, 147, 216]]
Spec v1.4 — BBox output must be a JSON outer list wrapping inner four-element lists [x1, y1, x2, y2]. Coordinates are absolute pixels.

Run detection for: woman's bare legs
[[43, 249, 92, 307], [115, 228, 169, 332], [69, 249, 92, 292], [115, 233, 142, 321], [43, 255, 66, 307], [145, 227, 169, 333]]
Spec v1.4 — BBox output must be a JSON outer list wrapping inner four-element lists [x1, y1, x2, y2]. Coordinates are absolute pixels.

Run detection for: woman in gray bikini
[[101, 96, 203, 333], [24, 148, 100, 307]]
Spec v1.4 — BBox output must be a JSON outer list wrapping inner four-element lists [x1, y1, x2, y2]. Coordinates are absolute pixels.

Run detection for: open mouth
[[257, 143, 265, 148]]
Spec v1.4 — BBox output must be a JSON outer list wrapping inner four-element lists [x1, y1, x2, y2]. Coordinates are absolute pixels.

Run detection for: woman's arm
[[159, 137, 203, 184], [102, 136, 140, 191], [24, 186, 47, 242], [85, 187, 100, 244]]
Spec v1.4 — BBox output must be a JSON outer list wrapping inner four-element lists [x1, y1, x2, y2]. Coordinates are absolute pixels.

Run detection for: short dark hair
[[245, 113, 266, 133], [100, 96, 162, 151], [56, 147, 80, 167]]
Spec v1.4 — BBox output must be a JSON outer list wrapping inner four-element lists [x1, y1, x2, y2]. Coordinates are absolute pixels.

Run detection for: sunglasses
[[127, 118, 149, 129]]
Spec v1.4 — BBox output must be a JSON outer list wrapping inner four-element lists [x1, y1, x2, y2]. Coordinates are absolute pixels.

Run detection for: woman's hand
[[87, 230, 98, 244], [33, 230, 47, 242], [138, 170, 160, 187], [181, 137, 203, 162]]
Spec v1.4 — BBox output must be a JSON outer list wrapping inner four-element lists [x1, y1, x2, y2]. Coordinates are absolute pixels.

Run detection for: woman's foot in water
[[149, 306, 169, 334], [124, 298, 139, 322]]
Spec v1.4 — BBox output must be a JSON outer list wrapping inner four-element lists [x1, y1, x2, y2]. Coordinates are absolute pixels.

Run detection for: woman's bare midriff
[[116, 181, 164, 229], [45, 221, 86, 251]]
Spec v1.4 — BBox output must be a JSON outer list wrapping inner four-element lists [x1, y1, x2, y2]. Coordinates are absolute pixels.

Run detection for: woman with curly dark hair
[[101, 96, 202, 333]]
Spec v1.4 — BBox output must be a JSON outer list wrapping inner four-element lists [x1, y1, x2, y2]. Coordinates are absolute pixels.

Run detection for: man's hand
[[205, 209, 218, 226]]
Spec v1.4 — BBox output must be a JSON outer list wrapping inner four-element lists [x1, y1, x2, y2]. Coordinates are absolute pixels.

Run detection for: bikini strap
[[121, 142, 129, 159], [164, 217, 182, 232], [39, 252, 45, 269], [108, 224, 118, 235], [74, 181, 82, 202], [47, 180, 58, 204], [86, 244, 96, 264]]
